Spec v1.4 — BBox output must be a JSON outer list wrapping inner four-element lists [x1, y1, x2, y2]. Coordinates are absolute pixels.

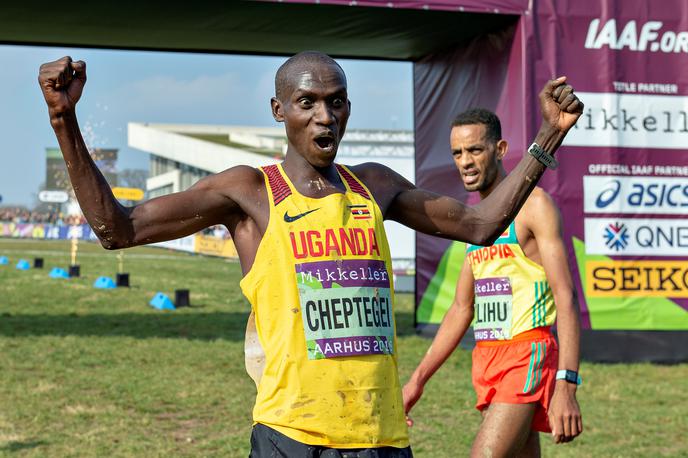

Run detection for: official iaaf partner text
[[587, 164, 688, 177], [585, 18, 688, 53]]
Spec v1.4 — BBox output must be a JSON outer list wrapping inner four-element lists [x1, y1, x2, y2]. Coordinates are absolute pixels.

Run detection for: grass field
[[0, 238, 685, 457]]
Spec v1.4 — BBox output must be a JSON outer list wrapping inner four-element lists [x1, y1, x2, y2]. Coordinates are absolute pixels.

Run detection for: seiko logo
[[585, 19, 688, 53]]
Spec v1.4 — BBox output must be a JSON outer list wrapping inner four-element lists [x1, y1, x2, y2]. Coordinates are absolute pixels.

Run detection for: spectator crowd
[[0, 207, 87, 226], [1, 207, 231, 239]]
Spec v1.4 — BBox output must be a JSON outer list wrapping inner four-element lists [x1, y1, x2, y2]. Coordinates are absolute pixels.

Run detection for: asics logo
[[595, 180, 621, 208]]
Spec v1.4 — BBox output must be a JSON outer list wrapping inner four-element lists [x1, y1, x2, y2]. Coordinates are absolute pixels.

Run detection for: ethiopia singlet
[[465, 221, 556, 342], [239, 163, 409, 448]]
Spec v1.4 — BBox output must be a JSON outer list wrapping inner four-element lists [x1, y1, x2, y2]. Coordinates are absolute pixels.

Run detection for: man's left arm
[[368, 78, 582, 246], [528, 191, 583, 444]]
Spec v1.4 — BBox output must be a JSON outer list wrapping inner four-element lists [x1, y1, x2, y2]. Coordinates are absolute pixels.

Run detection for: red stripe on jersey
[[262, 165, 292, 206], [336, 164, 371, 200]]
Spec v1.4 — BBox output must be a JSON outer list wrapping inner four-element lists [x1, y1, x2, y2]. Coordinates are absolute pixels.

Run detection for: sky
[[0, 45, 413, 207]]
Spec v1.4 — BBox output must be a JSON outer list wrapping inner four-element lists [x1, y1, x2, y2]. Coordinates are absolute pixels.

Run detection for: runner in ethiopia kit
[[38, 50, 583, 456], [403, 109, 583, 458]]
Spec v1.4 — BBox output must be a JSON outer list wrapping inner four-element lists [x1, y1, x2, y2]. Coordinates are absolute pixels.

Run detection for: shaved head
[[275, 51, 346, 101]]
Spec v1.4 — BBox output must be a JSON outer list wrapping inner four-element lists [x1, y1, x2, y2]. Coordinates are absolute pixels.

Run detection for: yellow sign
[[586, 260, 688, 298], [112, 187, 145, 201], [194, 235, 238, 258]]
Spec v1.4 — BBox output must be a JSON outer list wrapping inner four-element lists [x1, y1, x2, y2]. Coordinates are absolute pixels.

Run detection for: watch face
[[528, 143, 558, 170], [565, 372, 577, 383], [557, 370, 580, 384]]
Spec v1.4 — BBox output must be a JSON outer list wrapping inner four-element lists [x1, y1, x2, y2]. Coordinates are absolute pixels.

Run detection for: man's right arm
[[39, 57, 258, 249], [403, 257, 475, 423]]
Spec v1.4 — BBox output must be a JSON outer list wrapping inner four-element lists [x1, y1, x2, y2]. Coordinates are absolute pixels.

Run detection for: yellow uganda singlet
[[466, 221, 556, 342], [239, 163, 409, 448]]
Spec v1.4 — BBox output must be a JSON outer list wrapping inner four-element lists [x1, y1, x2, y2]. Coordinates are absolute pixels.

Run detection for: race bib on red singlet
[[295, 259, 394, 360], [473, 277, 513, 341]]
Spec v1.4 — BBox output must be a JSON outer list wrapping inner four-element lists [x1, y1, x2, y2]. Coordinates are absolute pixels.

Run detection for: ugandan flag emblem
[[348, 204, 371, 220]]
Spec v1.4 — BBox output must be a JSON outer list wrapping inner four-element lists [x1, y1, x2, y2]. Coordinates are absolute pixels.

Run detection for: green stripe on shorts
[[530, 342, 547, 394], [523, 342, 537, 393]]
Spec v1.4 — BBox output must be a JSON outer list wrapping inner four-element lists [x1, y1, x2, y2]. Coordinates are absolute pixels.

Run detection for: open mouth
[[314, 132, 336, 152], [462, 170, 479, 185]]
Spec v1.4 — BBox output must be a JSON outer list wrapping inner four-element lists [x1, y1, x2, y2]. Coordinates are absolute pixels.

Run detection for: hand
[[548, 381, 583, 443], [402, 380, 424, 427], [539, 77, 584, 135], [38, 56, 87, 118]]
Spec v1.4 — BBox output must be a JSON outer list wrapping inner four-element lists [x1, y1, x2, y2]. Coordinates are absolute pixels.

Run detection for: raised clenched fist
[[539, 77, 584, 135], [38, 56, 87, 119]]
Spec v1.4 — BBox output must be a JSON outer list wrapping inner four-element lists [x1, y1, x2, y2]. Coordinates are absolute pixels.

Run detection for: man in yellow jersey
[[403, 108, 583, 457], [38, 51, 582, 457]]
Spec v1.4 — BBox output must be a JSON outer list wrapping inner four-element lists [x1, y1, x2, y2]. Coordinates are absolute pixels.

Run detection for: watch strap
[[556, 369, 582, 385], [528, 142, 559, 170]]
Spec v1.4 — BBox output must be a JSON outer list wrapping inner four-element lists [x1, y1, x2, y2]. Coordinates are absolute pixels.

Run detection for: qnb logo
[[595, 180, 621, 208], [585, 19, 688, 53], [603, 222, 629, 251]]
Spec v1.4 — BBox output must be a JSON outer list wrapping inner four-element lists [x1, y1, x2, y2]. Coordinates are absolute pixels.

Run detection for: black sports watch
[[528, 142, 559, 170], [556, 369, 582, 385]]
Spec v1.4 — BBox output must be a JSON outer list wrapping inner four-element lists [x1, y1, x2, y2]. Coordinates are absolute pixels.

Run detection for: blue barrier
[[93, 276, 116, 289], [49, 267, 70, 279], [150, 292, 175, 310]]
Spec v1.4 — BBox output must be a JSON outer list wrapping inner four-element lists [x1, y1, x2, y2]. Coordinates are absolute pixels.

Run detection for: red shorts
[[471, 327, 558, 433]]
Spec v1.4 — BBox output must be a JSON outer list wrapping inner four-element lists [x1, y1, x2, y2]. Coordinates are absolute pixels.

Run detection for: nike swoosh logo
[[284, 208, 320, 223]]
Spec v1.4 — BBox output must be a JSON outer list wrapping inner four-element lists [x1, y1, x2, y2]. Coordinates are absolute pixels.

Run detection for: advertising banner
[[1, 222, 238, 259], [535, 0, 688, 333], [0, 222, 97, 241], [193, 234, 239, 258], [415, 0, 688, 346], [151, 235, 196, 254]]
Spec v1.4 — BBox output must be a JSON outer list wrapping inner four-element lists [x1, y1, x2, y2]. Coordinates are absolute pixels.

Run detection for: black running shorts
[[249, 423, 413, 458]]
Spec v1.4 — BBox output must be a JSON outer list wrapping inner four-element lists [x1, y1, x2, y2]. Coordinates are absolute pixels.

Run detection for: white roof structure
[[128, 123, 283, 172]]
